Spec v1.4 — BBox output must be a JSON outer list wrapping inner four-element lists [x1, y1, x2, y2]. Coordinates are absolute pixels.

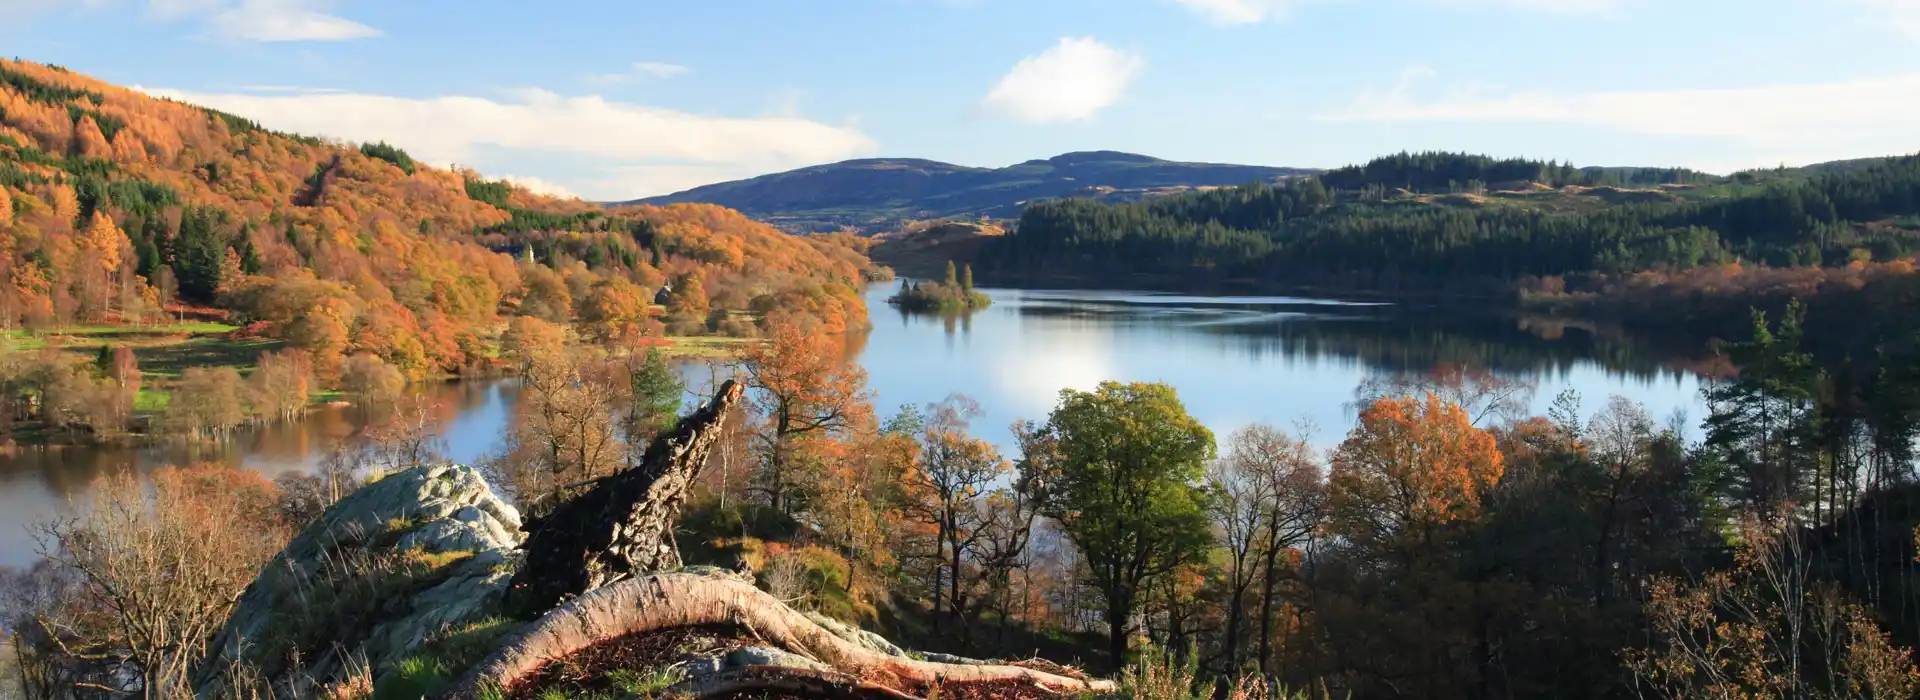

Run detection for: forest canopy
[[983, 150, 1920, 289]]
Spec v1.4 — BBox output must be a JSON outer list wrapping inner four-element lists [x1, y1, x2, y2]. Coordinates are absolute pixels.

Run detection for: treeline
[[1319, 151, 1714, 192], [984, 151, 1920, 287]]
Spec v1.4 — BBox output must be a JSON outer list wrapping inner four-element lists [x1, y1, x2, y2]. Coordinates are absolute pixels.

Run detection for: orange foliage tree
[[1329, 393, 1505, 550], [742, 322, 872, 514]]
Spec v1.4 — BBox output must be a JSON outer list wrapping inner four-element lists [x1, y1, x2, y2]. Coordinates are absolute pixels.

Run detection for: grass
[[133, 387, 171, 413], [657, 335, 759, 359], [373, 617, 522, 700]]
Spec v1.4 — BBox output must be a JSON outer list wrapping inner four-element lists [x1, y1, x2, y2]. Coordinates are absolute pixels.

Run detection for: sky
[[2, 0, 1917, 201]]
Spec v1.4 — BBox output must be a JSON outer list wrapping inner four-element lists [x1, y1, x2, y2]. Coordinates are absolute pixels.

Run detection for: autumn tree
[[247, 348, 313, 423], [490, 344, 622, 510], [340, 353, 407, 404], [579, 277, 654, 345], [516, 263, 572, 323], [1035, 381, 1216, 664], [902, 394, 1009, 635], [167, 366, 245, 440], [743, 322, 871, 514], [1329, 393, 1504, 552], [1210, 424, 1324, 675], [31, 464, 288, 698], [1625, 511, 1920, 699], [665, 272, 710, 334]]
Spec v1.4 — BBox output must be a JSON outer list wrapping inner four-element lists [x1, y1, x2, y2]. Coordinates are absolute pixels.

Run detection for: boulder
[[195, 463, 523, 698]]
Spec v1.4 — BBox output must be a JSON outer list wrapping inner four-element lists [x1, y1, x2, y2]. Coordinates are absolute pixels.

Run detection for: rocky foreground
[[195, 381, 1112, 700]]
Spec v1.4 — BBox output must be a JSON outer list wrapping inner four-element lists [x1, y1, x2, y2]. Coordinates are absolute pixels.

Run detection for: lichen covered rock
[[196, 463, 523, 698]]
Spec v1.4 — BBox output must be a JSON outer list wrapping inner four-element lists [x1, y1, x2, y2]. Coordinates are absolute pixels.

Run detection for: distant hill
[[620, 151, 1318, 233]]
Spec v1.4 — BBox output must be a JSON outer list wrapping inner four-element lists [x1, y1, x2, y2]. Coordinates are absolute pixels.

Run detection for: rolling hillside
[[621, 150, 1318, 233], [0, 58, 876, 377]]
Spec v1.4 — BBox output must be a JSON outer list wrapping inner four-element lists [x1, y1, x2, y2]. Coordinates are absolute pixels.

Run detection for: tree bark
[[505, 380, 744, 618]]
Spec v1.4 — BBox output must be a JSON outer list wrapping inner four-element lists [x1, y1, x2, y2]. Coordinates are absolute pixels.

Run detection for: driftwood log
[[504, 380, 744, 618], [442, 572, 1118, 699]]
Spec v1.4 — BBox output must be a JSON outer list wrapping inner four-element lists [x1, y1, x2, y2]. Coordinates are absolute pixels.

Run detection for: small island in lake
[[888, 261, 992, 312]]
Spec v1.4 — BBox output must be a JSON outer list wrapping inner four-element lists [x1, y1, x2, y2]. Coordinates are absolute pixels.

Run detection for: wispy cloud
[[1172, 0, 1616, 24], [1, 0, 379, 40], [981, 37, 1143, 123], [588, 61, 692, 85], [1323, 69, 1920, 169], [1418, 0, 1620, 14], [138, 85, 878, 199], [1171, 0, 1294, 24], [205, 0, 377, 41]]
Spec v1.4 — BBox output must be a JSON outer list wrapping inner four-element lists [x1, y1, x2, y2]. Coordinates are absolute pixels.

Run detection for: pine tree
[[235, 227, 261, 275], [961, 264, 974, 292], [945, 260, 958, 287], [173, 206, 227, 302], [628, 348, 683, 441]]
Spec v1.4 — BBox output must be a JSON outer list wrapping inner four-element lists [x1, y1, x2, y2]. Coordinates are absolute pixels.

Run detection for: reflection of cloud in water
[[993, 327, 1115, 416]]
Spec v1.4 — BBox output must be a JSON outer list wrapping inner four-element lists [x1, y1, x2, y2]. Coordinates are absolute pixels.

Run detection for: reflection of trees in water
[[1015, 299, 1704, 385]]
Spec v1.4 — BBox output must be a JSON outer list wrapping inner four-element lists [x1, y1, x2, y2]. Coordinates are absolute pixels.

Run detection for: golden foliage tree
[[1329, 393, 1505, 550]]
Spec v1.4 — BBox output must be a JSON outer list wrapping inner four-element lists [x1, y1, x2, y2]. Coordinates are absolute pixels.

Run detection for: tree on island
[[887, 260, 991, 313]]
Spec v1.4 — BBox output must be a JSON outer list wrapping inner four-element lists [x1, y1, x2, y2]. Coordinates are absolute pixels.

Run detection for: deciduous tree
[[1035, 381, 1216, 664]]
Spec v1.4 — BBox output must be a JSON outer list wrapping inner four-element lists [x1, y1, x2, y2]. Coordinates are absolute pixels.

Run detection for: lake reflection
[[0, 381, 522, 569], [0, 282, 1711, 568], [857, 281, 1706, 454]]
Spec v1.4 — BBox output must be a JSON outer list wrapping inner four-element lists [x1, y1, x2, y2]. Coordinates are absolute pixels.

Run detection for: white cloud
[[205, 0, 379, 41], [138, 86, 878, 199], [981, 37, 1143, 123], [1323, 70, 1920, 170], [498, 174, 581, 200], [1171, 0, 1293, 24]]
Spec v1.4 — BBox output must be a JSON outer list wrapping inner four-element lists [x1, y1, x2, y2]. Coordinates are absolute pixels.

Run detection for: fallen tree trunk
[[441, 572, 1117, 699], [505, 380, 744, 617]]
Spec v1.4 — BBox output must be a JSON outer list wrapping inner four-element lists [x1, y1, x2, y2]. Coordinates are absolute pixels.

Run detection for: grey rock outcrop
[[195, 463, 523, 698]]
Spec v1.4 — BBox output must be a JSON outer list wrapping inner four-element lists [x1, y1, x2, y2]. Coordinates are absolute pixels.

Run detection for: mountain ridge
[[620, 151, 1320, 233]]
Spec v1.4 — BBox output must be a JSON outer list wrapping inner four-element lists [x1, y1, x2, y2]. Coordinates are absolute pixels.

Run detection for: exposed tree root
[[440, 572, 1116, 699]]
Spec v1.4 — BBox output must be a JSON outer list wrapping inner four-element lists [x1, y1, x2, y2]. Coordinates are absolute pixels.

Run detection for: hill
[[0, 58, 876, 440], [974, 150, 1920, 296], [620, 150, 1317, 233]]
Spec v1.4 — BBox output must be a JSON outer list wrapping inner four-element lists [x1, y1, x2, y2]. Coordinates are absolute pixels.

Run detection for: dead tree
[[505, 379, 744, 618]]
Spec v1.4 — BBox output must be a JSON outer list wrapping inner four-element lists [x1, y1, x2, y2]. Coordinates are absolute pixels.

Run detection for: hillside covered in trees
[[622, 150, 1318, 234], [0, 58, 876, 442], [977, 150, 1920, 296]]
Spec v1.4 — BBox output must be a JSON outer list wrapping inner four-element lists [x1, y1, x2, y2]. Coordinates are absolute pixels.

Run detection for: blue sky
[[3, 0, 1917, 200]]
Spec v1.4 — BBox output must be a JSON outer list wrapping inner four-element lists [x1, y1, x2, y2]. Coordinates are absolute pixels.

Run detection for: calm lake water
[[0, 281, 1709, 568]]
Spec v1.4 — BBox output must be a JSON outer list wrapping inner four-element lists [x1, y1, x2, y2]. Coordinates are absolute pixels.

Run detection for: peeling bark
[[505, 380, 744, 618], [442, 572, 1117, 699]]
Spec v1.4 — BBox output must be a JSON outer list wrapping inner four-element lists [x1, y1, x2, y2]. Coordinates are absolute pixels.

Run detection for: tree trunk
[[1256, 531, 1282, 675], [506, 381, 744, 618]]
